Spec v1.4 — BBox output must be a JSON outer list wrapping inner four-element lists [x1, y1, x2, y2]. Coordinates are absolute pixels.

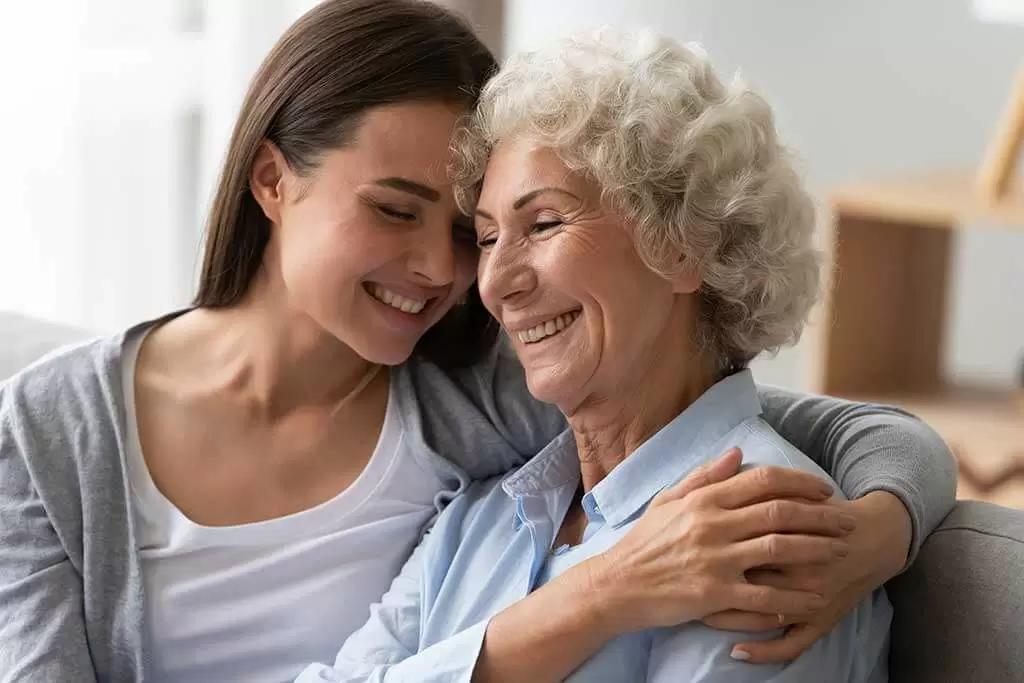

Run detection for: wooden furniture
[[815, 170, 1024, 506], [977, 66, 1024, 201]]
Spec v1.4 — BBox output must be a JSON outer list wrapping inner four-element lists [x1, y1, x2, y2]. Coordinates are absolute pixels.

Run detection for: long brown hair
[[194, 0, 498, 367]]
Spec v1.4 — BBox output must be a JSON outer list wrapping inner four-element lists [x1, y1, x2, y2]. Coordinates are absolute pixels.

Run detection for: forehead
[[338, 100, 465, 185], [479, 138, 593, 207]]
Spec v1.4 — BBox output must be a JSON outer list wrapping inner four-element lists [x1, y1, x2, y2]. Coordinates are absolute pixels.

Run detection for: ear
[[249, 140, 290, 225], [670, 263, 702, 295]]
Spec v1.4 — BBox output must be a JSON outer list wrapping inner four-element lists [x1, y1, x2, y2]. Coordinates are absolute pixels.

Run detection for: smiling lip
[[363, 281, 449, 314], [505, 309, 582, 344], [367, 283, 428, 314]]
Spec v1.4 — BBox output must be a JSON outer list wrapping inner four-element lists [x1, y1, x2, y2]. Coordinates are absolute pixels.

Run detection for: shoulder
[[1, 329, 131, 497], [400, 334, 525, 410], [397, 336, 565, 480], [729, 417, 839, 490], [2, 334, 120, 434]]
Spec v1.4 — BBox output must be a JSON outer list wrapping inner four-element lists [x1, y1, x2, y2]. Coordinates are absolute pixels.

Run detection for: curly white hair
[[452, 29, 822, 371]]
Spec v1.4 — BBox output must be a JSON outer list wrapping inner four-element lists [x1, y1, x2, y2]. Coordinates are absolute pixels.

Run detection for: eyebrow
[[475, 187, 582, 220], [513, 187, 580, 210], [373, 177, 441, 202]]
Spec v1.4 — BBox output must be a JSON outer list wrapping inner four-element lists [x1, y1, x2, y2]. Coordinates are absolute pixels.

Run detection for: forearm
[[473, 559, 620, 683], [757, 386, 957, 566]]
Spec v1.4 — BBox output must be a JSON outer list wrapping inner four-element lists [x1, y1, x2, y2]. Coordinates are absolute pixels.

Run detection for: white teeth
[[516, 311, 581, 344], [369, 284, 426, 314]]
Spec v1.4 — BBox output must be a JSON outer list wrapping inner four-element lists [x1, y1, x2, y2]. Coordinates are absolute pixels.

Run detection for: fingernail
[[834, 542, 850, 557], [818, 482, 834, 497], [839, 514, 857, 531], [730, 647, 751, 661]]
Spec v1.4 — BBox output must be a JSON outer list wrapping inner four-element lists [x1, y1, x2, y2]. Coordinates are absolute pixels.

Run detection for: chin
[[326, 322, 419, 366], [354, 339, 418, 366], [524, 370, 576, 409]]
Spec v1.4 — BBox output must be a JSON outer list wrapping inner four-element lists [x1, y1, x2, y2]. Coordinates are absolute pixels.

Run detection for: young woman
[[0, 2, 954, 681]]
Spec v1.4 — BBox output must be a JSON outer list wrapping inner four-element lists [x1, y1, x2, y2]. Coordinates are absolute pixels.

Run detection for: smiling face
[[254, 100, 479, 365], [475, 139, 703, 412]]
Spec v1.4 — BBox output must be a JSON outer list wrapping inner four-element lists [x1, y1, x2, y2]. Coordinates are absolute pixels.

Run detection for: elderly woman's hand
[[703, 490, 911, 663], [585, 448, 858, 635]]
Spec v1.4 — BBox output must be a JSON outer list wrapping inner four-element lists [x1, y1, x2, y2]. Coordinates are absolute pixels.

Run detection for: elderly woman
[[300, 31, 890, 682]]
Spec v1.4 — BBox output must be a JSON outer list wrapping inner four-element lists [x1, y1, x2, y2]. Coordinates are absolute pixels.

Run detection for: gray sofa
[[889, 501, 1024, 681], [2, 312, 1023, 681], [0, 311, 91, 380]]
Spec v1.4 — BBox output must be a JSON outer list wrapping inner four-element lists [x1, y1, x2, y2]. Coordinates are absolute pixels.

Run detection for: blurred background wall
[[0, 0, 1020, 390]]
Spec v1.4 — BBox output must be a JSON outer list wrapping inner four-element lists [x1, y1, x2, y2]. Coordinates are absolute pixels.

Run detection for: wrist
[[568, 553, 634, 638]]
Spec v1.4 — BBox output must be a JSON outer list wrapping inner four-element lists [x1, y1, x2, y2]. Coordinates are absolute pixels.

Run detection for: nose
[[478, 239, 537, 311], [408, 218, 456, 286]]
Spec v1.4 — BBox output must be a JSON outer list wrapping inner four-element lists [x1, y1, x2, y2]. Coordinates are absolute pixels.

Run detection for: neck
[[563, 319, 718, 494], [182, 257, 376, 421]]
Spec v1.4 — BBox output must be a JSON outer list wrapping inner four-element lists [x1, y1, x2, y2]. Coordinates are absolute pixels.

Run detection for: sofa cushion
[[0, 312, 90, 381], [888, 500, 1024, 682]]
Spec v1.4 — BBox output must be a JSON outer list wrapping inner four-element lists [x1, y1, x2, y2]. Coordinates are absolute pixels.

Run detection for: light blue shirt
[[298, 370, 891, 682]]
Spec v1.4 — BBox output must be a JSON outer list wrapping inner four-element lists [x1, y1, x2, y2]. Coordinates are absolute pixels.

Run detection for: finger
[[725, 499, 856, 541], [710, 467, 834, 509], [650, 448, 742, 507], [703, 610, 782, 632], [729, 534, 849, 570], [729, 583, 825, 618], [731, 623, 820, 664], [744, 568, 828, 597]]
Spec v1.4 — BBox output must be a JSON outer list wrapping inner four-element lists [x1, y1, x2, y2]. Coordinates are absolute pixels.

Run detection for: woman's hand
[[704, 490, 912, 663], [583, 448, 858, 636]]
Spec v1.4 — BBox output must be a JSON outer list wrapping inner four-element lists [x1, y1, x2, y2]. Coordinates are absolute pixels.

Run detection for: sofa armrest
[[888, 500, 1024, 682]]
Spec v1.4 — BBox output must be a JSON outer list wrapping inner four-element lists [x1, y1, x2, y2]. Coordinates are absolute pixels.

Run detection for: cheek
[[278, 214, 385, 311], [589, 276, 676, 375], [576, 250, 673, 348], [285, 227, 354, 291]]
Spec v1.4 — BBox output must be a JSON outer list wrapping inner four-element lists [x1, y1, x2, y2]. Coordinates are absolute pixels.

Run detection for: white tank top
[[121, 328, 448, 681]]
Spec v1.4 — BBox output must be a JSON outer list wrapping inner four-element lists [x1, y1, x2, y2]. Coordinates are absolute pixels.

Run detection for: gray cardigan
[[0, 318, 957, 682]]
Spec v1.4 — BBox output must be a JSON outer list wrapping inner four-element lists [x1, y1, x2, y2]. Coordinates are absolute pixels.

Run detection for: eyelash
[[375, 204, 417, 222], [534, 220, 563, 232], [374, 203, 476, 249], [476, 220, 562, 249]]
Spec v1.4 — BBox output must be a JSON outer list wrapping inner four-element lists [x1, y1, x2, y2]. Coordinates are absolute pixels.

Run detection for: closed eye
[[532, 220, 563, 233], [376, 204, 417, 221], [478, 221, 561, 249]]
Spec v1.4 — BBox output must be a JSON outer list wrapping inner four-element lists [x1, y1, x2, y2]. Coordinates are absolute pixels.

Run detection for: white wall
[[0, 0, 319, 336], [504, 0, 1024, 389], [3, 0, 1020, 387], [0, 0, 488, 338]]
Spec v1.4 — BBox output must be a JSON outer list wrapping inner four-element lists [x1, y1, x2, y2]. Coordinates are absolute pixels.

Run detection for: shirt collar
[[502, 427, 579, 498], [587, 369, 762, 528]]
